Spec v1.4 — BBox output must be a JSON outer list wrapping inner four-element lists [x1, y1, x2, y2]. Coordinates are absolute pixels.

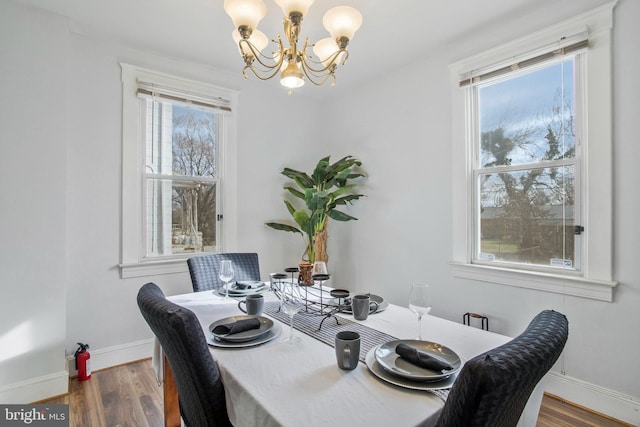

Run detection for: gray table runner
[[264, 301, 398, 362], [263, 301, 451, 401]]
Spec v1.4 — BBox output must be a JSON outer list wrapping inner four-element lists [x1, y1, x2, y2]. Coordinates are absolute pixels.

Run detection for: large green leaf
[[331, 194, 364, 207], [281, 168, 314, 189], [326, 168, 352, 188], [329, 184, 356, 199], [294, 210, 316, 238], [311, 157, 331, 186], [292, 210, 310, 229], [327, 156, 361, 175], [265, 222, 302, 234], [346, 172, 366, 180], [328, 209, 358, 222], [284, 200, 296, 216], [284, 186, 305, 200], [307, 190, 330, 212]]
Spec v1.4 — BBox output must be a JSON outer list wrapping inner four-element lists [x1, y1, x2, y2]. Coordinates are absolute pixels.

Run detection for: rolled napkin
[[395, 343, 454, 372], [234, 281, 263, 290], [212, 318, 261, 335]]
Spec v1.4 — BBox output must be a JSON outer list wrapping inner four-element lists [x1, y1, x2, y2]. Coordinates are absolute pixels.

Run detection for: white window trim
[[119, 63, 238, 278], [449, 2, 618, 302]]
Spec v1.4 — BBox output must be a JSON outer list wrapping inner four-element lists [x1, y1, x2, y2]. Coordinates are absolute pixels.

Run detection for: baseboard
[[66, 338, 154, 375], [546, 372, 640, 426], [0, 370, 68, 404]]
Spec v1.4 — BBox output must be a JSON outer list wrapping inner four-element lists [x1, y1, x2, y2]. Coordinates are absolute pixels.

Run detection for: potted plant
[[265, 155, 365, 265]]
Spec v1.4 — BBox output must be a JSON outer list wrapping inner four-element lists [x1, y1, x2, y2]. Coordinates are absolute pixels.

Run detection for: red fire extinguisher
[[74, 342, 91, 381]]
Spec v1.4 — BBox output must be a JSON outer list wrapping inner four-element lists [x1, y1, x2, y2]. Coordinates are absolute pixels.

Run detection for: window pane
[[145, 102, 217, 179], [142, 99, 219, 258], [478, 166, 574, 267], [478, 60, 575, 167], [146, 179, 217, 255]]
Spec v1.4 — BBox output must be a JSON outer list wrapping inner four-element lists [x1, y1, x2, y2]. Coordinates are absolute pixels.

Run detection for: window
[[450, 4, 617, 301], [120, 64, 237, 277], [141, 94, 220, 258], [474, 57, 580, 272]]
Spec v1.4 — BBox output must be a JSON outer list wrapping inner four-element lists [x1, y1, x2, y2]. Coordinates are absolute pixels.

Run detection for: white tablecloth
[[164, 290, 543, 427]]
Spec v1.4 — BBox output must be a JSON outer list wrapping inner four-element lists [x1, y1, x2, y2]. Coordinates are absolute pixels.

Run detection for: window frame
[[120, 63, 238, 278], [471, 56, 582, 274], [141, 96, 222, 260], [449, 3, 617, 301]]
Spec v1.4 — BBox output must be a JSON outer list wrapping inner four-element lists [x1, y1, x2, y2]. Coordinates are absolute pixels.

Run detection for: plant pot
[[298, 262, 313, 285]]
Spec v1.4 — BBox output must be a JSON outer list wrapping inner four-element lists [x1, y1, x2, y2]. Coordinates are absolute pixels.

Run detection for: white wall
[[0, 2, 69, 401], [323, 0, 640, 424]]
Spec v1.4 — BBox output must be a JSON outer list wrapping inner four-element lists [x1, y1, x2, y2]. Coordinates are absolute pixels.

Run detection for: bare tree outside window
[[144, 101, 219, 257], [476, 59, 577, 268]]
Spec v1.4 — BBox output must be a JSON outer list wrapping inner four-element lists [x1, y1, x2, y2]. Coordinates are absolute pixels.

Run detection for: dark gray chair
[[187, 252, 261, 292], [434, 309, 569, 427], [137, 283, 232, 427]]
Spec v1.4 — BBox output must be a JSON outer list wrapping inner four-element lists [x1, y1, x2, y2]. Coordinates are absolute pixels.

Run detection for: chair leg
[[164, 356, 181, 427]]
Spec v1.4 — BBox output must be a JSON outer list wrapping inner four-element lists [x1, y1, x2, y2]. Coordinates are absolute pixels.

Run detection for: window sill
[[120, 258, 189, 278], [449, 262, 616, 302]]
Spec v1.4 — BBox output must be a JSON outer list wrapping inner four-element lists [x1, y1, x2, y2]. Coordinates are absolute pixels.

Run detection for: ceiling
[[13, 0, 612, 91]]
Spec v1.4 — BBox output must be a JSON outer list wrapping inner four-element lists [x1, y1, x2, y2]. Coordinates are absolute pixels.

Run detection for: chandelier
[[223, 0, 362, 92]]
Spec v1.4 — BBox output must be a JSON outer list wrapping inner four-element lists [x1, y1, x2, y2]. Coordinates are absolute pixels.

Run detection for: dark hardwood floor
[[39, 359, 631, 427]]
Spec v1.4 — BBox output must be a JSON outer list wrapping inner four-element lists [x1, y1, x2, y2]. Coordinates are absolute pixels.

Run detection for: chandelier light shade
[[322, 6, 362, 41], [223, 0, 362, 92], [224, 0, 266, 30], [274, 0, 315, 17]]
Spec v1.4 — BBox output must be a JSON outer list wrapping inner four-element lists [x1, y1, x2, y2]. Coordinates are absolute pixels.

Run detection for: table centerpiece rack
[[270, 267, 351, 330]]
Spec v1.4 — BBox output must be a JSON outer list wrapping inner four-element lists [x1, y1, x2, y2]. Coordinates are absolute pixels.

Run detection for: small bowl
[[330, 289, 350, 299]]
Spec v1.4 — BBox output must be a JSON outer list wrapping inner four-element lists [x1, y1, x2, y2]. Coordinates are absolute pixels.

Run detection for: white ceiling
[[13, 0, 612, 90]]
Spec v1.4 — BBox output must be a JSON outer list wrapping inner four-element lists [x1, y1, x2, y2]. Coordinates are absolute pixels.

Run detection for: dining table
[[156, 285, 545, 427]]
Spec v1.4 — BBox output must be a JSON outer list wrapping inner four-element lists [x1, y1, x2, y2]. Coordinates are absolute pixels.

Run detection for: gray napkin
[[234, 281, 262, 290], [212, 318, 261, 335], [395, 343, 454, 372]]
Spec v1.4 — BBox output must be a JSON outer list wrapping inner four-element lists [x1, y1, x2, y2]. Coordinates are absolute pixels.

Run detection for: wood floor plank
[[38, 359, 630, 427], [97, 366, 152, 427], [139, 394, 164, 427], [537, 394, 632, 427], [70, 376, 106, 427]]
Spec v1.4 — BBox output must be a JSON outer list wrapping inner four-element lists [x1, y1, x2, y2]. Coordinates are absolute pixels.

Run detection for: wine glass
[[281, 283, 304, 344], [313, 261, 328, 276], [218, 260, 234, 300], [409, 284, 432, 340]]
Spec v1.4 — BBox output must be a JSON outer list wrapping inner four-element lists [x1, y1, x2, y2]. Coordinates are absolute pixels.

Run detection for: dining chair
[[187, 252, 261, 292], [137, 282, 232, 427], [434, 309, 569, 427]]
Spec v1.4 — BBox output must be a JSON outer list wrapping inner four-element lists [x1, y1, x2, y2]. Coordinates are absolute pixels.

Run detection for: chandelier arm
[[239, 38, 286, 71], [339, 50, 350, 66], [300, 49, 347, 74], [243, 63, 283, 81], [300, 63, 336, 86]]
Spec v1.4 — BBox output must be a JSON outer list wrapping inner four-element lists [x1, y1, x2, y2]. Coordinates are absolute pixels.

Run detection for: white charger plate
[[374, 339, 461, 381], [366, 346, 458, 391]]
